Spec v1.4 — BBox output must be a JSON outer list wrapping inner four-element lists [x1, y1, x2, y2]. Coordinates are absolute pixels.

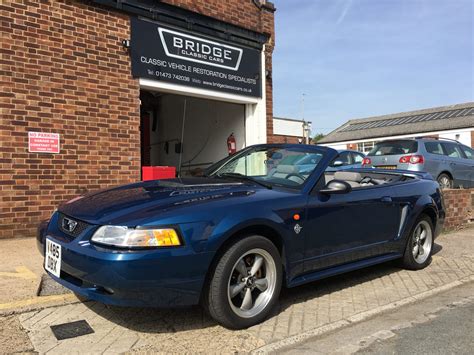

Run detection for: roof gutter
[[86, 0, 270, 49]]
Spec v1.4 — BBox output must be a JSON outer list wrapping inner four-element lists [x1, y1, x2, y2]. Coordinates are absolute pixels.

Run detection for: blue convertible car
[[38, 144, 444, 329]]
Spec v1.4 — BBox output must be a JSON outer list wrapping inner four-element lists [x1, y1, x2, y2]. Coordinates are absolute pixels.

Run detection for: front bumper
[[37, 213, 214, 307]]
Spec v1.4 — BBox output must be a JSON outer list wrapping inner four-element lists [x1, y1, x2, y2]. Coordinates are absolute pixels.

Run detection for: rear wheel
[[205, 235, 282, 329], [400, 215, 434, 270], [437, 173, 452, 189]]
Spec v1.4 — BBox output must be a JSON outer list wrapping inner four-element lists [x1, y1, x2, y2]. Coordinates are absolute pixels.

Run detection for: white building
[[272, 117, 311, 144], [318, 102, 474, 153]]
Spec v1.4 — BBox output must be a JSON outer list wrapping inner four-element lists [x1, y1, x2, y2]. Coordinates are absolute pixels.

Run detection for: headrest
[[334, 171, 362, 182], [276, 165, 299, 174]]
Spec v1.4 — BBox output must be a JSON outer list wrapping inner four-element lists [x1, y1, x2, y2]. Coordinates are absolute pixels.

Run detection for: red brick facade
[[0, 0, 275, 238], [442, 189, 474, 229]]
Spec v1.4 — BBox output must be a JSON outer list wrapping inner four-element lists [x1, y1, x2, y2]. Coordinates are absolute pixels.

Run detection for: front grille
[[58, 213, 90, 238]]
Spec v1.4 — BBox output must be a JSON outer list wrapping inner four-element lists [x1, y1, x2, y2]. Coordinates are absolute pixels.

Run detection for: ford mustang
[[37, 144, 445, 329]]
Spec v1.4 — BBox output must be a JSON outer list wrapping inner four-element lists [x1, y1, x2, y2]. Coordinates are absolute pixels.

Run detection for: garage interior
[[140, 90, 246, 177]]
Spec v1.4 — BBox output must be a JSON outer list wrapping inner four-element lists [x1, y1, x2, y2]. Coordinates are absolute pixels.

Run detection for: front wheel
[[400, 215, 434, 270], [205, 235, 282, 329]]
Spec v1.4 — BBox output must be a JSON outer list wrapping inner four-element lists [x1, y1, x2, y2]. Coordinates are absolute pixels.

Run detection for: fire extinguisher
[[227, 133, 237, 155]]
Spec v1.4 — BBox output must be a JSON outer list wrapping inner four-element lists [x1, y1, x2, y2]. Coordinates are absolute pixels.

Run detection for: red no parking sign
[[28, 132, 60, 153]]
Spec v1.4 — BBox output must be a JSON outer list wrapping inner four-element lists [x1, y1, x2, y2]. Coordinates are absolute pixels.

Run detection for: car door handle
[[381, 196, 392, 203]]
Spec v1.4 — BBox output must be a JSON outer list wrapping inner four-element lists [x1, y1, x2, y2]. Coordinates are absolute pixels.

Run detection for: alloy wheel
[[437, 175, 451, 189], [227, 248, 277, 318], [411, 220, 433, 264]]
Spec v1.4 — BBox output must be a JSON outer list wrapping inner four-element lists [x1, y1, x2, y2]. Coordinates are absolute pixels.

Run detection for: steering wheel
[[285, 173, 306, 184], [361, 176, 380, 185]]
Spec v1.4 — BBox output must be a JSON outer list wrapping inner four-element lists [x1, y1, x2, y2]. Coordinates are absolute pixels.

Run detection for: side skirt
[[287, 253, 402, 288]]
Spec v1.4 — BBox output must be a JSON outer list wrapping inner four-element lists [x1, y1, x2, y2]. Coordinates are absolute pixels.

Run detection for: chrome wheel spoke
[[418, 246, 424, 256], [250, 255, 264, 276], [228, 248, 277, 318], [412, 244, 419, 257], [230, 282, 246, 298], [420, 229, 427, 241], [235, 259, 248, 277], [254, 278, 268, 292], [412, 220, 433, 264], [240, 288, 253, 311]]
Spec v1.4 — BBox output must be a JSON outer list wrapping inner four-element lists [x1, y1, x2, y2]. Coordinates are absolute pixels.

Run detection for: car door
[[459, 144, 474, 188], [422, 141, 450, 179], [441, 142, 471, 187], [304, 181, 401, 273]]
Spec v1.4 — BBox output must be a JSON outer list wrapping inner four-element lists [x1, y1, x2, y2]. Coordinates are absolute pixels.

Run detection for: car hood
[[58, 177, 264, 225]]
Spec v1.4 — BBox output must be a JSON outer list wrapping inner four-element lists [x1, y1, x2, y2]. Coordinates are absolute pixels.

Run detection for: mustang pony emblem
[[294, 224, 302, 234], [62, 217, 78, 232]]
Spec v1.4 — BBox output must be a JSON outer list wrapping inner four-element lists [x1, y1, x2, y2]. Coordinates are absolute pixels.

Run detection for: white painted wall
[[149, 95, 245, 173], [438, 131, 471, 147], [320, 128, 474, 149], [273, 118, 304, 137]]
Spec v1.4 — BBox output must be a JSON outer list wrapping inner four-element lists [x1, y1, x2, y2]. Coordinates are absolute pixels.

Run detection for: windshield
[[207, 146, 325, 188], [368, 140, 418, 156]]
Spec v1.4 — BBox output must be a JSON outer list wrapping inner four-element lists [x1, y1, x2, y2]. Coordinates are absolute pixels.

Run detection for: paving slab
[[14, 226, 473, 354]]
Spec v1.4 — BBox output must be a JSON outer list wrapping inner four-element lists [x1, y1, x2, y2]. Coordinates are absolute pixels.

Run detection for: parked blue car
[[292, 150, 365, 173], [38, 144, 445, 329]]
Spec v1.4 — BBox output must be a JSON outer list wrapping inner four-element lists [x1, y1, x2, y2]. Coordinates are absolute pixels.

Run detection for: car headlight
[[91, 226, 181, 248]]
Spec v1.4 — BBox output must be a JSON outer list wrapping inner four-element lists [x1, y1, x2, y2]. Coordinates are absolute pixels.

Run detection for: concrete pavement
[[0, 226, 473, 353]]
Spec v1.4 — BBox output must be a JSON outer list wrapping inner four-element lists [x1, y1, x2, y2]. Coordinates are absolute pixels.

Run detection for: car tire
[[205, 235, 282, 329], [400, 215, 434, 270], [437, 173, 452, 189]]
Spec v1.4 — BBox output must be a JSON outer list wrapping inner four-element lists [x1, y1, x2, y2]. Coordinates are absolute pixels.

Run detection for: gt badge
[[294, 224, 302, 234]]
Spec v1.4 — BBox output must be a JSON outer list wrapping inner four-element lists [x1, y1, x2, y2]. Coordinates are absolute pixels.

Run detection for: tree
[[312, 133, 325, 143]]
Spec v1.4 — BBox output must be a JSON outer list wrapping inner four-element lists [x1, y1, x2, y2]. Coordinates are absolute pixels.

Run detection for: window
[[368, 140, 418, 156], [330, 151, 351, 167], [356, 141, 375, 154], [352, 153, 364, 163], [424, 142, 444, 155], [460, 145, 474, 159], [441, 143, 463, 158], [208, 146, 326, 188]]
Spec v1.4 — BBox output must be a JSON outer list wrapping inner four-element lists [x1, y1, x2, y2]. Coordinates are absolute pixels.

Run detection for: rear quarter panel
[[390, 178, 444, 248]]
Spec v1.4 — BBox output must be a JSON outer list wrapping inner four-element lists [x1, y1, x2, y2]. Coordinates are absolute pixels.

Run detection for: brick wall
[[0, 0, 275, 238], [443, 188, 474, 229], [270, 135, 302, 144]]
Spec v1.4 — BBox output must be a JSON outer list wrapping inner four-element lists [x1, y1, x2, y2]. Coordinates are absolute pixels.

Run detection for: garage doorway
[[140, 90, 246, 177]]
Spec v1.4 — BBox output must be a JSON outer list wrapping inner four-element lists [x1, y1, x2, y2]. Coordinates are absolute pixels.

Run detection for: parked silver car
[[362, 138, 474, 188]]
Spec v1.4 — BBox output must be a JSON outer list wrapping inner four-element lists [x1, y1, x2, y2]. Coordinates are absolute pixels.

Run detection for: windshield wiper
[[216, 173, 273, 189]]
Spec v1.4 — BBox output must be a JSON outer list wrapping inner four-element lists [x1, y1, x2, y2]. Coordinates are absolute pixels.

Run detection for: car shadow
[[432, 242, 443, 256], [80, 258, 414, 334]]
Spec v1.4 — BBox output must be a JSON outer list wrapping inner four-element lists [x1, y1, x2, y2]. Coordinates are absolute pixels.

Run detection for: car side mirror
[[319, 180, 352, 194], [331, 160, 344, 167]]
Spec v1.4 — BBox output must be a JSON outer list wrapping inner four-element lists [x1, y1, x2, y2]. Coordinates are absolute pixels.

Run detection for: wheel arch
[[199, 223, 286, 304], [437, 170, 453, 180]]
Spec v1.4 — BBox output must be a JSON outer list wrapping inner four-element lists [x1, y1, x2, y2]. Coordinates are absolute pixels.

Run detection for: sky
[[272, 0, 474, 135]]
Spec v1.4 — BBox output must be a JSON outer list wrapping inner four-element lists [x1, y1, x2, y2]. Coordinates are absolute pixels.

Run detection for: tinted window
[[441, 143, 463, 158], [368, 140, 418, 156], [352, 153, 364, 163], [424, 141, 444, 155], [460, 145, 474, 159]]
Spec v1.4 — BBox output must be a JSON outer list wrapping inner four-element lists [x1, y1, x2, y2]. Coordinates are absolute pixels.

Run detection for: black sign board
[[130, 18, 262, 98]]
